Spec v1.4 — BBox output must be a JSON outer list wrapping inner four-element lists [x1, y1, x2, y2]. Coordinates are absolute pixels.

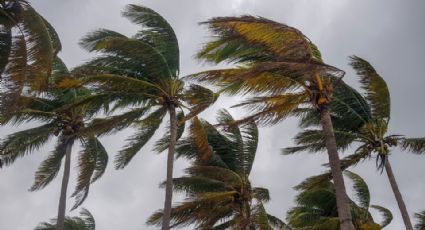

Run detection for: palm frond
[[115, 107, 166, 169], [186, 166, 242, 188], [267, 214, 291, 230], [400, 137, 425, 154], [180, 84, 218, 122], [71, 136, 108, 210], [370, 205, 393, 228], [80, 107, 147, 137], [349, 55, 390, 121], [123, 4, 179, 75], [414, 210, 425, 230], [35, 208, 95, 230], [253, 187, 270, 203], [199, 16, 323, 63], [0, 123, 55, 167], [30, 137, 73, 191], [168, 176, 227, 195], [344, 170, 370, 209], [79, 28, 127, 52]]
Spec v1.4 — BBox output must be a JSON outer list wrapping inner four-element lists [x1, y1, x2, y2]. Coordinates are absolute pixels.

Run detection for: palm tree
[[283, 56, 425, 230], [1, 0, 61, 118], [0, 59, 109, 230], [147, 110, 288, 229], [73, 5, 216, 229], [287, 171, 393, 230], [415, 211, 425, 230], [192, 16, 355, 230], [35, 208, 95, 230]]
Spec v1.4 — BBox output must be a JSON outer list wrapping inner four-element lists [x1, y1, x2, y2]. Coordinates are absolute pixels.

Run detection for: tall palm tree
[[283, 56, 425, 230], [73, 5, 216, 229], [35, 208, 95, 230], [0, 59, 109, 230], [287, 171, 393, 230], [192, 16, 355, 230], [0, 0, 61, 118], [415, 211, 425, 230], [148, 110, 288, 229]]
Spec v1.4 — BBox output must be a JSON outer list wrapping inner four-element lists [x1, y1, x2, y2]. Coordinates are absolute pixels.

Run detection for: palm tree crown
[[71, 5, 217, 229], [1, 0, 61, 119], [148, 110, 288, 229]]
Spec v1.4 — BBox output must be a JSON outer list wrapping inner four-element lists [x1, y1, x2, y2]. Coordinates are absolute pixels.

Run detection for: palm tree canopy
[[35, 208, 95, 230], [0, 58, 109, 210], [284, 56, 425, 170], [287, 171, 392, 229], [147, 110, 289, 229], [66, 4, 216, 170], [191, 16, 346, 126], [1, 0, 61, 119]]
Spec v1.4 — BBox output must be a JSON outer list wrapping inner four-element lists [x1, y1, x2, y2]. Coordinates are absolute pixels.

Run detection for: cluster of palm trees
[[0, 1, 424, 230]]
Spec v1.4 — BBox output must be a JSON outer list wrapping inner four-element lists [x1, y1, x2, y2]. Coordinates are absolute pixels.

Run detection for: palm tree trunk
[[57, 139, 73, 230], [320, 106, 355, 230], [385, 159, 413, 230], [162, 103, 177, 230]]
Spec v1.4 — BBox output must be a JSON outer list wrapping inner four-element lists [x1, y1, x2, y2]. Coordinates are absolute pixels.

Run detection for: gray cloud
[[1, 0, 424, 229]]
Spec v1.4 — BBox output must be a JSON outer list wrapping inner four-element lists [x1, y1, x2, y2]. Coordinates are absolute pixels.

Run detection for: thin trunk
[[385, 159, 413, 230], [320, 107, 355, 230], [57, 139, 73, 230], [162, 104, 177, 230]]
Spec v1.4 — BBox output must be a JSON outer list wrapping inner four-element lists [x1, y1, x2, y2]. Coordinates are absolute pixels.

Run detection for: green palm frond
[[267, 214, 291, 230], [199, 16, 322, 63], [80, 107, 147, 136], [123, 4, 179, 75], [71, 136, 108, 210], [282, 129, 357, 155], [414, 210, 425, 230], [35, 208, 95, 230], [344, 170, 370, 209], [79, 28, 127, 52], [80, 36, 171, 80], [147, 192, 236, 228], [186, 166, 242, 188], [253, 202, 271, 229], [169, 176, 227, 195], [232, 93, 308, 126], [370, 205, 393, 228], [253, 187, 270, 203], [30, 138, 73, 191], [115, 107, 166, 169], [0, 123, 55, 167], [349, 56, 391, 121], [180, 84, 217, 122], [400, 137, 425, 154]]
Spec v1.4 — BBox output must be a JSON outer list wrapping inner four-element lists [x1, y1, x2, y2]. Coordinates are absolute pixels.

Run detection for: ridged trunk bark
[[162, 104, 177, 230], [56, 139, 73, 230], [320, 107, 355, 230], [385, 159, 413, 230]]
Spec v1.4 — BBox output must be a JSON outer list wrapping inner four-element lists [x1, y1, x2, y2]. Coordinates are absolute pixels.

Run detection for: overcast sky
[[1, 0, 425, 229]]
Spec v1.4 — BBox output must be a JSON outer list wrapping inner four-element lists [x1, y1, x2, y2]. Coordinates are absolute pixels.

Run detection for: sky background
[[1, 0, 425, 229]]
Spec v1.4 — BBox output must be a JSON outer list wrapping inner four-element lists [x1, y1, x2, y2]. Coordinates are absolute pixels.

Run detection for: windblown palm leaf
[[147, 110, 286, 229], [35, 208, 95, 230], [415, 210, 425, 230]]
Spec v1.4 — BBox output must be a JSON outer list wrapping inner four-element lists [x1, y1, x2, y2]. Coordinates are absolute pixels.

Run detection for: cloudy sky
[[1, 0, 425, 229]]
